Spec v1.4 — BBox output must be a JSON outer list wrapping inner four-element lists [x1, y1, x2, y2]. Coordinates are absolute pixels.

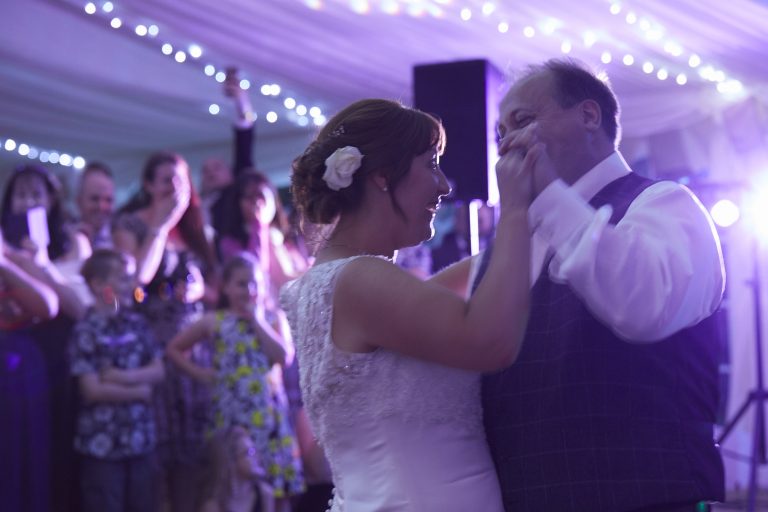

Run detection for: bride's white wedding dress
[[281, 256, 504, 512]]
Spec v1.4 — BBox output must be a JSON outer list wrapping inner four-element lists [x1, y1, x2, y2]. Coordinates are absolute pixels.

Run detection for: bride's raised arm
[[330, 206, 528, 371]]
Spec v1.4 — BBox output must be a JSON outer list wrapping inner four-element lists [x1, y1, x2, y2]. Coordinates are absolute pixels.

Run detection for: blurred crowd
[[0, 77, 486, 512]]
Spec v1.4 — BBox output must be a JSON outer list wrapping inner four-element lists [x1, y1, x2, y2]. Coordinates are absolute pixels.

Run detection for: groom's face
[[498, 73, 585, 184]]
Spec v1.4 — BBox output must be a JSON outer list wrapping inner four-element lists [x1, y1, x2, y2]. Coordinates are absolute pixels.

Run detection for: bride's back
[[281, 257, 503, 512]]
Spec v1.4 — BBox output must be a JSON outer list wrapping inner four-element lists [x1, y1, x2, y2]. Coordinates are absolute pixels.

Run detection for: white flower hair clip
[[322, 146, 363, 191]]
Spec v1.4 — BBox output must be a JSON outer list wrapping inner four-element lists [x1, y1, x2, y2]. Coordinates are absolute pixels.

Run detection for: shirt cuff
[[529, 179, 596, 250]]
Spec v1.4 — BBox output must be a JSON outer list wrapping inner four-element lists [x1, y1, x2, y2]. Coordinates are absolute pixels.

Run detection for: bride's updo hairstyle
[[291, 99, 445, 225]]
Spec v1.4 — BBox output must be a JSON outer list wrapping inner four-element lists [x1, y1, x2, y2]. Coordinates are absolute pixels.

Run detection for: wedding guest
[[76, 162, 115, 249], [0, 228, 58, 512], [199, 426, 275, 512], [1, 164, 90, 511], [167, 253, 304, 512], [70, 249, 163, 512], [216, 171, 309, 301], [113, 150, 216, 512]]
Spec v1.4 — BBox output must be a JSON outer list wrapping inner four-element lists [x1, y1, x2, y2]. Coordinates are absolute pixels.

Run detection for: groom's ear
[[580, 99, 602, 133]]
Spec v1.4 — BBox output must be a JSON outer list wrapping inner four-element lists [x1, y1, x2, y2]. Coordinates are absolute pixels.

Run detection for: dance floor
[[715, 489, 768, 510]]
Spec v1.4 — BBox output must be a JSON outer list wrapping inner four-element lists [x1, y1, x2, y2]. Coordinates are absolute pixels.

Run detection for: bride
[[280, 98, 532, 511]]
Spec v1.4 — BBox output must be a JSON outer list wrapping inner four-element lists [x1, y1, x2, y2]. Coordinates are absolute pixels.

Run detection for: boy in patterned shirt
[[70, 249, 164, 512]]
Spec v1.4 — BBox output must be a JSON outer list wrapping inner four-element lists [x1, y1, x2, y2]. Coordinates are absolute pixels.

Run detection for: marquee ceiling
[[2, 0, 767, 186]]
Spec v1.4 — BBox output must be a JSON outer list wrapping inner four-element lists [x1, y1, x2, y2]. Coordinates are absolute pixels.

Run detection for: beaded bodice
[[281, 256, 497, 511]]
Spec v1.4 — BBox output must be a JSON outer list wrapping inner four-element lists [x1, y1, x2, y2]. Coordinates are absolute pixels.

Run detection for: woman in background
[[216, 170, 309, 301], [113, 150, 217, 512], [0, 228, 59, 512], [1, 164, 89, 511]]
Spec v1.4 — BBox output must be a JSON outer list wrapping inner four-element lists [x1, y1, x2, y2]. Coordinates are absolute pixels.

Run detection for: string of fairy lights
[[4, 0, 748, 170], [306, 0, 744, 96], [79, 0, 327, 128], [0, 137, 87, 170], [3, 0, 331, 169]]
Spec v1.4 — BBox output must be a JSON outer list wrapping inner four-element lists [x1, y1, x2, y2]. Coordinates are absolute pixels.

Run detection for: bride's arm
[[331, 209, 529, 372], [425, 255, 477, 297]]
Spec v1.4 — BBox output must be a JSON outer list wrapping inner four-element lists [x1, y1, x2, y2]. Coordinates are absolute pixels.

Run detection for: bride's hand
[[496, 138, 534, 215], [496, 122, 559, 215]]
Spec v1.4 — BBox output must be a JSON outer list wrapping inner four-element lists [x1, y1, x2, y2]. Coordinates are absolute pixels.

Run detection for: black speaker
[[413, 59, 504, 202]]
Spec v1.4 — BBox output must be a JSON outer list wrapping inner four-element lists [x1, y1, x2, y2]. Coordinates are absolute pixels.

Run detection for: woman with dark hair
[[1, 164, 90, 512], [1, 164, 75, 261], [0, 229, 58, 512], [112, 150, 217, 512], [216, 170, 309, 302], [115, 151, 216, 284], [280, 98, 534, 510], [0, 164, 89, 318]]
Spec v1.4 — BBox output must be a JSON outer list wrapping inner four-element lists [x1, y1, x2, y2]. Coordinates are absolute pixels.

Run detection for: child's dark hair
[[81, 248, 132, 285]]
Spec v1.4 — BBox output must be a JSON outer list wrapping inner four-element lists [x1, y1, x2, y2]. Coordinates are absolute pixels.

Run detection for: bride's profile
[[280, 98, 533, 511]]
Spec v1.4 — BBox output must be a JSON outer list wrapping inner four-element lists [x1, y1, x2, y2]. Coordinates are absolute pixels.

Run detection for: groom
[[479, 58, 726, 512]]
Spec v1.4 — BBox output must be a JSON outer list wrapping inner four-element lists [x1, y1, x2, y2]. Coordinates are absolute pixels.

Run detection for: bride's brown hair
[[290, 98, 445, 226]]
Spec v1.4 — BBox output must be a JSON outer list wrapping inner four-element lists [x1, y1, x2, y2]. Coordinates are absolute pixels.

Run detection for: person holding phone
[[0, 228, 59, 512], [1, 165, 89, 318], [1, 164, 94, 511]]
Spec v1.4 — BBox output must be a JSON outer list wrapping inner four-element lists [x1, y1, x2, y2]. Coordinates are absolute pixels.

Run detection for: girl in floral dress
[[166, 253, 304, 512]]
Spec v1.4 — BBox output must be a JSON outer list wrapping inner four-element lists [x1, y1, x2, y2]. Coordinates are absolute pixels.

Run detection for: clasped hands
[[496, 122, 558, 206]]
